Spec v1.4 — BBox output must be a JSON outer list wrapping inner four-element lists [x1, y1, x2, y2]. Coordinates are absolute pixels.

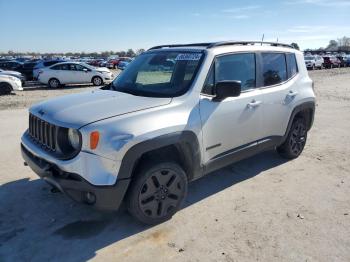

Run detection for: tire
[[0, 82, 12, 95], [277, 118, 307, 159], [126, 161, 188, 225], [92, 76, 103, 86], [48, 78, 60, 88]]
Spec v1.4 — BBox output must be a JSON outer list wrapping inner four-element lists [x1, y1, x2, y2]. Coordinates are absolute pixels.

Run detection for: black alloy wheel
[[127, 162, 188, 224]]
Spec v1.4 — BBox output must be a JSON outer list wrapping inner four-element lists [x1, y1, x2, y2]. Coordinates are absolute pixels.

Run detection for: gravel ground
[[0, 68, 349, 262]]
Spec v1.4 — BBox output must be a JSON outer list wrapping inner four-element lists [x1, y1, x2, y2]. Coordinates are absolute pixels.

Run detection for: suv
[[323, 55, 341, 69], [21, 41, 315, 224], [304, 55, 323, 70]]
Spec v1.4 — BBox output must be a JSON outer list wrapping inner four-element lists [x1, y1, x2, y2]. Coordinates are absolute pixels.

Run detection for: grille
[[28, 114, 57, 151]]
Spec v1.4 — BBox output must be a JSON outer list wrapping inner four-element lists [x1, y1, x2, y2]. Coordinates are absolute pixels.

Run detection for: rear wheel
[[277, 118, 307, 159], [48, 78, 60, 88], [92, 76, 103, 86], [0, 82, 12, 95], [127, 161, 188, 224]]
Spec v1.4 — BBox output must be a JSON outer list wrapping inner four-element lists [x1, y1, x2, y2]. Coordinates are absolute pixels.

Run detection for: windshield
[[304, 56, 314, 61], [110, 51, 204, 97]]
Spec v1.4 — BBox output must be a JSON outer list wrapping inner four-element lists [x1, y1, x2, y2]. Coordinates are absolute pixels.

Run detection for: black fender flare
[[117, 131, 203, 181], [281, 101, 315, 144]]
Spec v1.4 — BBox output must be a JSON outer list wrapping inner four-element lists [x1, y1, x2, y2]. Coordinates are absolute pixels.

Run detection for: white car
[[0, 69, 26, 84], [22, 41, 315, 224], [304, 55, 323, 70], [38, 62, 114, 88], [0, 75, 23, 95]]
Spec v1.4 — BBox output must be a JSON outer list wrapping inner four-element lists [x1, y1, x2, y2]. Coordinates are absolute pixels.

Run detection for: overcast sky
[[0, 0, 349, 52]]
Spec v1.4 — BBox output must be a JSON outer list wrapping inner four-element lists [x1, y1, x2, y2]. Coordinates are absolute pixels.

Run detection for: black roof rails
[[148, 43, 212, 50], [148, 41, 294, 51], [207, 41, 294, 49]]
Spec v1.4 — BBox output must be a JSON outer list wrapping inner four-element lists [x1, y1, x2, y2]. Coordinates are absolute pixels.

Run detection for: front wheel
[[92, 76, 103, 86], [127, 162, 188, 225], [277, 118, 307, 159], [0, 82, 12, 95], [48, 78, 60, 88]]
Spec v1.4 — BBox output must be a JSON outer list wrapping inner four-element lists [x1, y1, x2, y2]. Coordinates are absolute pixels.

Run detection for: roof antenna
[[261, 34, 264, 45]]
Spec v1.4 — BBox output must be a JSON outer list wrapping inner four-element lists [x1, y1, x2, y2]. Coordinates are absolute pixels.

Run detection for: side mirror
[[214, 80, 241, 101]]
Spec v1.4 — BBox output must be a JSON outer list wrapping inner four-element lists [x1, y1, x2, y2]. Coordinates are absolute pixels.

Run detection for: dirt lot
[[0, 68, 349, 262]]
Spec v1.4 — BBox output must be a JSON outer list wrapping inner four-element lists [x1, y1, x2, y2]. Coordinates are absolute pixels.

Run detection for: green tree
[[126, 49, 135, 57]]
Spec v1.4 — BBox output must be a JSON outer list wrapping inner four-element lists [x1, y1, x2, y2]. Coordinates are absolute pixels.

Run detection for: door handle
[[287, 90, 298, 98], [247, 99, 262, 108]]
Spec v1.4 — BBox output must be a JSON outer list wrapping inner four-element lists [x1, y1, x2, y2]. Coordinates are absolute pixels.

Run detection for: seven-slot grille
[[28, 113, 56, 151]]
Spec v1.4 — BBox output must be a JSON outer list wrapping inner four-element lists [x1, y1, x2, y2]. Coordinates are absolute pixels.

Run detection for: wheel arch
[[0, 81, 13, 90], [282, 101, 315, 143], [117, 131, 203, 182], [91, 75, 102, 82]]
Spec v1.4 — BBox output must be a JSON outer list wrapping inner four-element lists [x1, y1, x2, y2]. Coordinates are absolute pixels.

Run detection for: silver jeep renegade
[[21, 41, 315, 224]]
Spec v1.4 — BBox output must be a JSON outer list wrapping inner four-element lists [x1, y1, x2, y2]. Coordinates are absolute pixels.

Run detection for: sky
[[0, 0, 349, 53]]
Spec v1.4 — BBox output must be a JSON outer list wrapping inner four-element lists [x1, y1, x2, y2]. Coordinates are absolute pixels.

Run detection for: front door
[[199, 52, 264, 163]]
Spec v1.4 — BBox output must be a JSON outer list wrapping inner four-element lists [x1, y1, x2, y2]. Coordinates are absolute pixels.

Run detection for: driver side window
[[202, 53, 256, 95]]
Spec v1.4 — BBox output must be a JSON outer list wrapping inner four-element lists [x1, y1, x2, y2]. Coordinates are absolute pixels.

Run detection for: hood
[[96, 67, 110, 72], [30, 89, 172, 129], [0, 70, 22, 76]]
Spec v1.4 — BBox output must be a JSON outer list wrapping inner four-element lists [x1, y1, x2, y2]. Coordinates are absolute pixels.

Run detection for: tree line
[[305, 36, 350, 52], [1, 36, 350, 57], [0, 48, 146, 58]]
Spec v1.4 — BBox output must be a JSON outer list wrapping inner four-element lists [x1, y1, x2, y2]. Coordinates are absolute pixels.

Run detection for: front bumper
[[21, 142, 130, 211]]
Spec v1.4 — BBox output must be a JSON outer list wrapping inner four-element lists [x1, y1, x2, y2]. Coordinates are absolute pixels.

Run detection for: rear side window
[[286, 53, 298, 78], [261, 53, 287, 86], [51, 64, 69, 70]]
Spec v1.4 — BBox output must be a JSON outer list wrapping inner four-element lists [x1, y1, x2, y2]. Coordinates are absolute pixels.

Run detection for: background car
[[0, 75, 23, 95], [304, 55, 323, 69], [117, 60, 130, 70], [21, 60, 42, 80], [0, 69, 26, 85], [0, 61, 24, 72], [336, 55, 348, 67], [33, 60, 65, 79], [106, 57, 132, 69], [38, 62, 114, 88], [322, 56, 341, 69]]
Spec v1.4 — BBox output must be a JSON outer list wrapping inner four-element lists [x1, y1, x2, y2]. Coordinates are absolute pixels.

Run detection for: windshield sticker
[[175, 53, 202, 61]]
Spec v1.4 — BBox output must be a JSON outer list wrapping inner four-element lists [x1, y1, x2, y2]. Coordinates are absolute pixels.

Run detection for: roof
[[148, 41, 294, 51]]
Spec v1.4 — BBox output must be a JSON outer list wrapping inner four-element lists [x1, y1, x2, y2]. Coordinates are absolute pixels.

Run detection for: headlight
[[8, 76, 17, 81], [68, 128, 81, 150]]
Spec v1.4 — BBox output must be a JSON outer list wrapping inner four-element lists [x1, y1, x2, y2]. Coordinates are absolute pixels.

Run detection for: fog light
[[85, 192, 96, 204]]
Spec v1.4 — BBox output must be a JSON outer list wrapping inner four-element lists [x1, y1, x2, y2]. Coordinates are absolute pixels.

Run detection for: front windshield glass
[[111, 51, 204, 97], [304, 56, 314, 60]]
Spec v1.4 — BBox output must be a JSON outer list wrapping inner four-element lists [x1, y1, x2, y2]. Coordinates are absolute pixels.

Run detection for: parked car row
[[0, 55, 131, 93], [304, 54, 350, 70], [0, 55, 133, 83]]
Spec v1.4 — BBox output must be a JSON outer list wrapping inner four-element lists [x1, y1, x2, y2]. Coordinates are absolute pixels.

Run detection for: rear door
[[55, 64, 71, 83], [258, 52, 299, 140], [199, 52, 264, 163]]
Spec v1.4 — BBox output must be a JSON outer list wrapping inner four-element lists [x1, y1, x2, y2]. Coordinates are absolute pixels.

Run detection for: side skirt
[[203, 136, 282, 175]]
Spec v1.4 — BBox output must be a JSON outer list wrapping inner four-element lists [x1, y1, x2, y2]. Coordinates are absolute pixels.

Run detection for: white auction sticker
[[175, 53, 202, 61]]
